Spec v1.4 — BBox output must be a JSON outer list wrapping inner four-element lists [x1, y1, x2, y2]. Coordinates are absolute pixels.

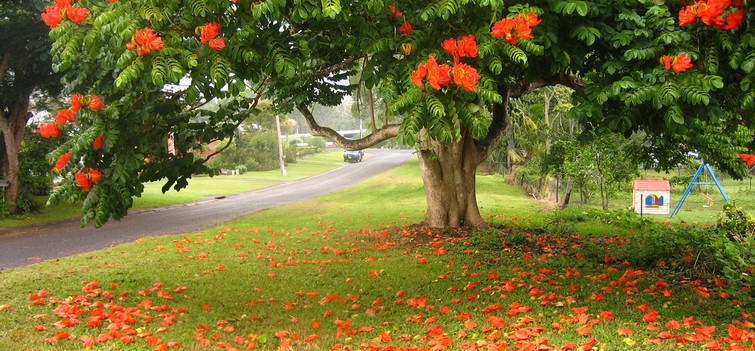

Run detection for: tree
[[43, 0, 753, 228], [0, 0, 61, 213]]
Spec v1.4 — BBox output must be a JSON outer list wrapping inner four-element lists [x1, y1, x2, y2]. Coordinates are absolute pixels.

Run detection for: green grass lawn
[[0, 150, 345, 229], [0, 158, 752, 351]]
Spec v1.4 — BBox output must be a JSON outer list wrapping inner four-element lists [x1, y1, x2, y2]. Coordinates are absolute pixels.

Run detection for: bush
[[305, 136, 327, 152], [0, 202, 11, 219], [235, 165, 247, 174], [713, 202, 755, 298]]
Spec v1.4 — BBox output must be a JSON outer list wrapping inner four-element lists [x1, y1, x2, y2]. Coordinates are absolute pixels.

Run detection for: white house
[[633, 180, 671, 215]]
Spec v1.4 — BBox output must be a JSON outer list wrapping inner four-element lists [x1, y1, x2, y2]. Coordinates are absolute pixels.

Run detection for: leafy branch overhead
[[36, 0, 754, 227]]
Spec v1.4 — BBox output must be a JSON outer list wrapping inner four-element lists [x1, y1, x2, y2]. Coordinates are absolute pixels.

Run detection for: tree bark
[[559, 178, 573, 209], [0, 97, 29, 214], [417, 129, 488, 229]]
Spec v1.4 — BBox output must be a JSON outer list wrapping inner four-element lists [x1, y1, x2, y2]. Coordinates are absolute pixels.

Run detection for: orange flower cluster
[[126, 28, 164, 56], [75, 169, 102, 192], [40, 0, 88, 29], [412, 35, 480, 93], [660, 53, 694, 73], [411, 55, 451, 90], [197, 22, 226, 51], [678, 0, 744, 30], [490, 12, 541, 45], [441, 35, 477, 64], [39, 94, 104, 139]]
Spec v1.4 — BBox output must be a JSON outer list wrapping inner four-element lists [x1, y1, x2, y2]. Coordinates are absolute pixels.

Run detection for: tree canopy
[[39, 0, 753, 227]]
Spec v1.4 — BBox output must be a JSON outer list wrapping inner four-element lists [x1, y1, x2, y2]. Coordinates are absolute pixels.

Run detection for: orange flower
[[399, 22, 412, 35], [424, 55, 451, 90], [93, 136, 104, 150], [411, 55, 451, 90], [55, 109, 75, 124], [89, 95, 104, 110], [67, 6, 88, 24], [442, 35, 478, 64], [451, 63, 479, 92], [70, 94, 82, 113], [41, 6, 63, 28], [720, 8, 743, 30], [38, 122, 60, 138], [491, 18, 518, 44], [660, 55, 673, 70], [491, 12, 540, 45], [617, 328, 633, 336], [679, 6, 697, 25], [411, 63, 427, 88], [575, 325, 592, 336], [671, 53, 693, 72], [457, 35, 478, 59], [523, 11, 541, 27], [89, 169, 102, 183], [209, 37, 225, 51], [388, 5, 402, 18], [131, 28, 164, 56], [199, 22, 220, 44], [661, 54, 693, 73], [55, 152, 71, 171], [75, 172, 92, 192]]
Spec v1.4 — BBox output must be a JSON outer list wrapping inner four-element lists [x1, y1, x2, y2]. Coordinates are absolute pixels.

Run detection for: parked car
[[343, 149, 364, 163]]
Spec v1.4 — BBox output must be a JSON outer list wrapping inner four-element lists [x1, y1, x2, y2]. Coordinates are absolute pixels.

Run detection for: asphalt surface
[[0, 149, 414, 270]]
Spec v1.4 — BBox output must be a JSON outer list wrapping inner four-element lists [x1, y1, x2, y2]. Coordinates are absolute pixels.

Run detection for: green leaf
[[426, 94, 446, 118], [658, 82, 679, 105], [115, 57, 144, 88], [571, 26, 601, 46], [502, 45, 527, 64], [666, 105, 685, 125], [321, 0, 341, 19]]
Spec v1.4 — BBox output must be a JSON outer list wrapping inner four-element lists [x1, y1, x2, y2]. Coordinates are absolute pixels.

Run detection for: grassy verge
[[0, 150, 345, 229], [0, 158, 751, 351]]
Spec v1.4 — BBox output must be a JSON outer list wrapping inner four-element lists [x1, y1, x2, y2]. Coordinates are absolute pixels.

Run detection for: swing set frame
[[670, 159, 731, 218]]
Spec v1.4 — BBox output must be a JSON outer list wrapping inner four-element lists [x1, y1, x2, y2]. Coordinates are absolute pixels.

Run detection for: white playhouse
[[633, 180, 671, 215]]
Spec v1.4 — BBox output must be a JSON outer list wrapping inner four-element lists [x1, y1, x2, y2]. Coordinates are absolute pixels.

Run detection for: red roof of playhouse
[[633, 180, 671, 191]]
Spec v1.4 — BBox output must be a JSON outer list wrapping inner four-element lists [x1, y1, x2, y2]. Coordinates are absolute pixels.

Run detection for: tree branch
[[311, 55, 365, 79], [296, 102, 400, 150], [0, 49, 10, 86], [479, 87, 511, 154]]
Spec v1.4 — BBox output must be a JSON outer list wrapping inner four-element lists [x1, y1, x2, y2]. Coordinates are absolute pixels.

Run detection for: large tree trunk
[[0, 97, 29, 214], [417, 131, 487, 229]]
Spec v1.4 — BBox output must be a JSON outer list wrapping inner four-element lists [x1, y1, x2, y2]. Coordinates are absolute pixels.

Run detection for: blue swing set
[[669, 159, 731, 219]]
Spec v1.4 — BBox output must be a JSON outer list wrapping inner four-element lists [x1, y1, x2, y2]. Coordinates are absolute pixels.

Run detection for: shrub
[[714, 202, 755, 298]]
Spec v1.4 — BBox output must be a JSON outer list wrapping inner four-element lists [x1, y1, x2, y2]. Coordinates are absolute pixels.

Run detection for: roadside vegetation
[[1, 158, 752, 351]]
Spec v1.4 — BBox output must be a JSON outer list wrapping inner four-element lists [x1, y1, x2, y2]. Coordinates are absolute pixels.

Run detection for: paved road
[[0, 149, 414, 270]]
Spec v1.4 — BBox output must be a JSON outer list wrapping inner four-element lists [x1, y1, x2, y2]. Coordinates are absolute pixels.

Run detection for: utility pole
[[275, 114, 287, 177]]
